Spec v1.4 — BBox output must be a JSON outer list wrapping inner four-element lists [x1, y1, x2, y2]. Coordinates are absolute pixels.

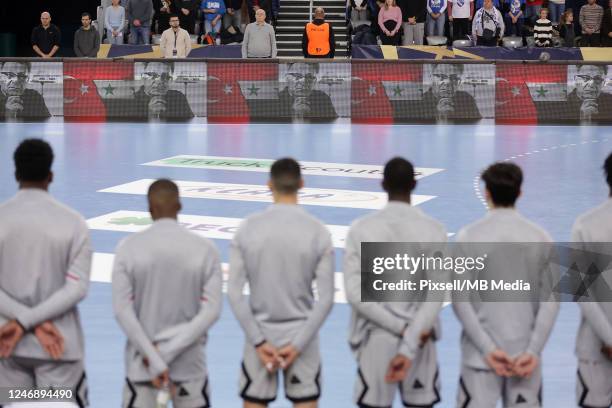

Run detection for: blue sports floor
[[0, 121, 609, 407]]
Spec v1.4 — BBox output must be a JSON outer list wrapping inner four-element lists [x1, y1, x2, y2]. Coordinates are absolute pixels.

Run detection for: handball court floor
[[0, 121, 608, 407]]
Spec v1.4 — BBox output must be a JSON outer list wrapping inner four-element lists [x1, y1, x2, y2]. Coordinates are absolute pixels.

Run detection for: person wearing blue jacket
[[426, 0, 447, 36], [201, 0, 226, 35]]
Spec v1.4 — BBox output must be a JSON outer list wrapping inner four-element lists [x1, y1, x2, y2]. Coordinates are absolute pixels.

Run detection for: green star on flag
[[393, 86, 403, 97], [536, 86, 548, 98], [103, 83, 115, 96], [248, 84, 260, 96]]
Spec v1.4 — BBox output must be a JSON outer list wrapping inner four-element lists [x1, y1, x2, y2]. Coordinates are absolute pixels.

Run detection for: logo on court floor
[[99, 179, 436, 209], [142, 155, 445, 180], [87, 210, 349, 248]]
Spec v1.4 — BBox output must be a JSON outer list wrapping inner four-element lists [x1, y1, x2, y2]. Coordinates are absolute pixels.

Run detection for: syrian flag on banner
[[63, 61, 134, 122], [351, 62, 422, 124], [496, 65, 567, 124], [207, 62, 278, 123]]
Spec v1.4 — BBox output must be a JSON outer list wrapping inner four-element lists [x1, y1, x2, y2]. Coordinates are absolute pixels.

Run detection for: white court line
[[87, 210, 349, 248], [142, 155, 444, 180], [91, 252, 348, 304], [99, 179, 436, 210]]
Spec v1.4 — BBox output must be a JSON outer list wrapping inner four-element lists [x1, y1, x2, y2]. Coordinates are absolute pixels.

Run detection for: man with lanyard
[[472, 0, 505, 45], [160, 14, 192, 58]]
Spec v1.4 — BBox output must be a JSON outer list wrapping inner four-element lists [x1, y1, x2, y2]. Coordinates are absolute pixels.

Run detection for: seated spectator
[[448, 0, 474, 40], [350, 0, 370, 23], [504, 0, 524, 36], [224, 0, 244, 31], [201, 0, 226, 37], [426, 0, 447, 37], [473, 0, 505, 45], [160, 14, 192, 57], [175, 0, 199, 33], [248, 0, 272, 23], [398, 0, 427, 45], [548, 0, 564, 25], [534, 7, 553, 46], [154, 0, 175, 33], [559, 8, 575, 45], [32, 12, 61, 58], [378, 0, 402, 44], [74, 12, 100, 57], [105, 0, 126, 44], [127, 0, 153, 44], [302, 7, 335, 58], [524, 0, 542, 25], [601, 0, 612, 46], [580, 0, 603, 46], [242, 9, 276, 57]]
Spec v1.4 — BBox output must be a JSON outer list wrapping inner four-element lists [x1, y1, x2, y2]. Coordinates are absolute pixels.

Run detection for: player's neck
[[387, 194, 411, 205], [273, 194, 298, 205], [152, 213, 178, 221], [19, 182, 48, 191]]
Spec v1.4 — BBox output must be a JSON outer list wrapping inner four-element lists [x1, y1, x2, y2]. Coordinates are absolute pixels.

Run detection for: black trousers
[[582, 33, 601, 46], [452, 18, 470, 40]]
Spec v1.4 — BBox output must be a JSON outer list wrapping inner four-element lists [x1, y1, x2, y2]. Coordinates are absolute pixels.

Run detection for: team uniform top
[[453, 208, 560, 369], [227, 203, 334, 351], [112, 218, 222, 382], [572, 199, 612, 362], [344, 201, 448, 359], [0, 189, 91, 361]]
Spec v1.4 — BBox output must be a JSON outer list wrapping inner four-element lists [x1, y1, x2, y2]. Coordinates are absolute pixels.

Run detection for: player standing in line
[[228, 158, 334, 408], [453, 162, 560, 407], [112, 179, 222, 408], [0, 139, 91, 406], [344, 157, 448, 408], [571, 153, 612, 408]]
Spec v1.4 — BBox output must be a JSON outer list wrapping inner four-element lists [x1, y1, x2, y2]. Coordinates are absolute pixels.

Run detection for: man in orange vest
[[302, 7, 335, 58]]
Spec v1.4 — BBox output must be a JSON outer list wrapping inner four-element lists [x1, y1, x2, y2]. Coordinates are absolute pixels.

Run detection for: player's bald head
[[147, 179, 181, 219]]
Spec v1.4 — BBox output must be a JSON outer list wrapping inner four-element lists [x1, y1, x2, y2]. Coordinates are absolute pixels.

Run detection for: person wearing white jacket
[[160, 14, 192, 58]]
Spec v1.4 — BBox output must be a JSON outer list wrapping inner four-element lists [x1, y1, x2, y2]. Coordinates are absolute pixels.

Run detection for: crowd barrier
[[351, 44, 612, 61], [2, 58, 612, 124]]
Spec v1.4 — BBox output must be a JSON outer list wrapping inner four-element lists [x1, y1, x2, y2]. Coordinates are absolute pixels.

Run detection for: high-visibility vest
[[306, 22, 331, 56]]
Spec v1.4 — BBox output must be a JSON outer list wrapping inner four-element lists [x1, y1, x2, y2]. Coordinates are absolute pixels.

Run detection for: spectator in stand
[[600, 0, 612, 45], [505, 0, 524, 35], [247, 0, 272, 23], [127, 0, 153, 44], [175, 0, 198, 33], [448, 0, 474, 40], [524, 0, 543, 25], [534, 7, 553, 45], [31, 12, 61, 58], [154, 0, 174, 33], [580, 0, 604, 45], [559, 8, 575, 45], [302, 7, 335, 58], [378, 0, 403, 44], [224, 0, 244, 31], [472, 0, 505, 44], [475, 0, 500, 8], [201, 0, 226, 36], [74, 12, 100, 57], [105, 0, 126, 44], [350, 0, 370, 22], [242, 9, 276, 57], [398, 0, 427, 44], [548, 0, 565, 24], [427, 0, 448, 37], [160, 14, 192, 57]]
